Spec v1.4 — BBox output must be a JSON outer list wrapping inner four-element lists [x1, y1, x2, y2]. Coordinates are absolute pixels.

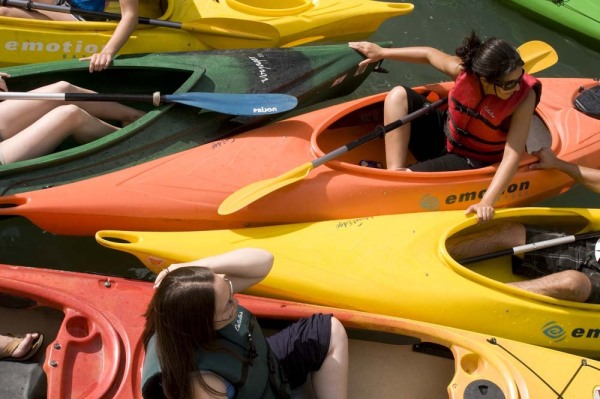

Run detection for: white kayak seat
[[526, 114, 552, 154]]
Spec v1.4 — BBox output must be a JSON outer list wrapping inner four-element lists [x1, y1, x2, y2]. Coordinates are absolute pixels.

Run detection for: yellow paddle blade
[[218, 162, 314, 215], [182, 18, 280, 49], [517, 40, 558, 74]]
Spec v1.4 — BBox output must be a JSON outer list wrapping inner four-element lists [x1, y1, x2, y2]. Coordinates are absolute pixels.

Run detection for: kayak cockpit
[[0, 59, 203, 176], [0, 292, 62, 398], [224, 0, 314, 16], [442, 208, 597, 303], [313, 91, 552, 176], [260, 317, 457, 398], [0, 273, 135, 398]]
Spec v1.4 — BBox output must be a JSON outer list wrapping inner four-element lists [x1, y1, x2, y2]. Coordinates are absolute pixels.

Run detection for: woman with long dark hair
[[349, 31, 542, 222], [141, 248, 349, 399]]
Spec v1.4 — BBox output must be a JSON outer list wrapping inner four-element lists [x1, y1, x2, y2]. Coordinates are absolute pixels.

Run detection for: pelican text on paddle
[[252, 107, 278, 114], [4, 39, 103, 56]]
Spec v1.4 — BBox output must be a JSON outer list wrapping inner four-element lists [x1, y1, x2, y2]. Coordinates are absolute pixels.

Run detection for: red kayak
[[1, 264, 599, 398]]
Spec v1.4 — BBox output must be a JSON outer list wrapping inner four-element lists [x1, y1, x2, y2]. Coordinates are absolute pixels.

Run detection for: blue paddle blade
[[164, 92, 298, 115]]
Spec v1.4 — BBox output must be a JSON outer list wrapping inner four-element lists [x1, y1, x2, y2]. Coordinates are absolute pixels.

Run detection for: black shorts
[[402, 87, 481, 172], [512, 226, 600, 303], [266, 313, 332, 389]]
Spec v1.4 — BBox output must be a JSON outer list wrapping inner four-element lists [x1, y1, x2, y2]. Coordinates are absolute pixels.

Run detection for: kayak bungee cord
[[487, 337, 598, 398], [549, 0, 600, 24]]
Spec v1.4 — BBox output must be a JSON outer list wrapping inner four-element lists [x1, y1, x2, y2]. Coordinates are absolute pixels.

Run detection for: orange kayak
[[2, 264, 599, 398], [0, 78, 598, 235]]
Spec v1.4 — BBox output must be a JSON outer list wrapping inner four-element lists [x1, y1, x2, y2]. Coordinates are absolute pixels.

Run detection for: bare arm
[[348, 41, 461, 79], [191, 372, 228, 399], [81, 0, 138, 72], [154, 248, 274, 292], [531, 147, 600, 192], [465, 90, 537, 221]]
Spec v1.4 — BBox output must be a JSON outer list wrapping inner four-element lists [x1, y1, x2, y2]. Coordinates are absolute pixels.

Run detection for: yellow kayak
[[97, 206, 600, 358], [0, 0, 413, 66]]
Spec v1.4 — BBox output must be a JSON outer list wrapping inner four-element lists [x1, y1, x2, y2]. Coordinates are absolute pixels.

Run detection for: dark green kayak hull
[[0, 43, 389, 195]]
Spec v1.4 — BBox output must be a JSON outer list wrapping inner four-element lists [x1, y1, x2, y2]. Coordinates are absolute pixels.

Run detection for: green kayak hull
[[500, 0, 600, 47], [0, 43, 387, 195]]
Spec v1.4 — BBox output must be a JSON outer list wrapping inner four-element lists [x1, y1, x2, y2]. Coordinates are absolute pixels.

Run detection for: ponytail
[[455, 30, 523, 82], [455, 30, 481, 73]]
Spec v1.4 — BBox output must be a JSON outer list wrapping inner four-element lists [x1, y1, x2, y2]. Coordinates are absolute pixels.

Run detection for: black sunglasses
[[494, 69, 525, 91]]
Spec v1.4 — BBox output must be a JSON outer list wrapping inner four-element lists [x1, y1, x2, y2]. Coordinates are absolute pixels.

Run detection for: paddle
[[218, 97, 448, 214], [459, 230, 600, 265], [217, 40, 559, 215], [516, 40, 559, 75], [1, 0, 280, 49], [0, 91, 298, 116]]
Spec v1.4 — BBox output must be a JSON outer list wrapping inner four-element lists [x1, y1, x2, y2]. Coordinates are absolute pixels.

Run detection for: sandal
[[0, 333, 44, 362]]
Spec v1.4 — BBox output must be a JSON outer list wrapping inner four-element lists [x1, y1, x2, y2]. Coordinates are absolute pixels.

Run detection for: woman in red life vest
[[349, 31, 541, 222]]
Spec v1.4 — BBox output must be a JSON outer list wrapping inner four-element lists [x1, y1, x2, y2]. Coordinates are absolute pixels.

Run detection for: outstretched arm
[[154, 248, 274, 292], [348, 41, 462, 79], [531, 147, 600, 193]]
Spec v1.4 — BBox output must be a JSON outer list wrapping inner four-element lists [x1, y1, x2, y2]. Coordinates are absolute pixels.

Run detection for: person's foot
[[0, 332, 44, 361]]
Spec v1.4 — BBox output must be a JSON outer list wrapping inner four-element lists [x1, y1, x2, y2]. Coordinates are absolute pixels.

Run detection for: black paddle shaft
[[64, 92, 164, 105], [345, 97, 448, 152], [315, 97, 448, 166]]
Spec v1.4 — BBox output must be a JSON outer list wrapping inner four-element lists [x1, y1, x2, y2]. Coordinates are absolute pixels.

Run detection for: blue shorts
[[266, 313, 332, 388]]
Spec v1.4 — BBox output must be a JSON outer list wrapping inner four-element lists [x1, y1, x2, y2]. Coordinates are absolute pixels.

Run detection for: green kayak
[[0, 43, 386, 195], [500, 0, 600, 47]]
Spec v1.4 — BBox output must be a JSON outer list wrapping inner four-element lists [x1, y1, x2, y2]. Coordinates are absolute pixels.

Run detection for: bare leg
[[509, 270, 592, 302], [446, 221, 526, 261], [448, 223, 592, 302], [311, 317, 348, 399], [383, 86, 412, 170], [1, 104, 118, 164], [0, 81, 144, 140]]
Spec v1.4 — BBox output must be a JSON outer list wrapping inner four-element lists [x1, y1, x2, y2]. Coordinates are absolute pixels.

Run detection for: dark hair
[[142, 267, 224, 399], [455, 30, 524, 82]]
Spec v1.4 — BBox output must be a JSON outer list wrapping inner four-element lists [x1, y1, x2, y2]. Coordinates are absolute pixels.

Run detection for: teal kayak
[[0, 43, 386, 195], [500, 0, 600, 47]]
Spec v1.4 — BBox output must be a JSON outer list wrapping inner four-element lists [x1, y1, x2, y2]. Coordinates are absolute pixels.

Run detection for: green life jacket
[[141, 305, 291, 399]]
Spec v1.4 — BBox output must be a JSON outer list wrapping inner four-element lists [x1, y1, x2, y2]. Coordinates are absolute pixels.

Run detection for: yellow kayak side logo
[[4, 39, 103, 57]]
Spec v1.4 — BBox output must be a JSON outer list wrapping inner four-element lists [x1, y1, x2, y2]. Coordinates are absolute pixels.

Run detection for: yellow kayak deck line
[[97, 207, 600, 358]]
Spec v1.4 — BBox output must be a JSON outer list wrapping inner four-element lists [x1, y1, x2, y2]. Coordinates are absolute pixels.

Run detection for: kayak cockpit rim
[[440, 207, 599, 309], [311, 84, 556, 178], [0, 57, 204, 176]]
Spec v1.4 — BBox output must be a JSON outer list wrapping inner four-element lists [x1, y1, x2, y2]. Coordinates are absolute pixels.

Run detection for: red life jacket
[[445, 71, 541, 164]]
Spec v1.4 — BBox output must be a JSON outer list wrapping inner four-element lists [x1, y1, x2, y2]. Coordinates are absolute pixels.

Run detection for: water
[[2, 0, 600, 279]]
